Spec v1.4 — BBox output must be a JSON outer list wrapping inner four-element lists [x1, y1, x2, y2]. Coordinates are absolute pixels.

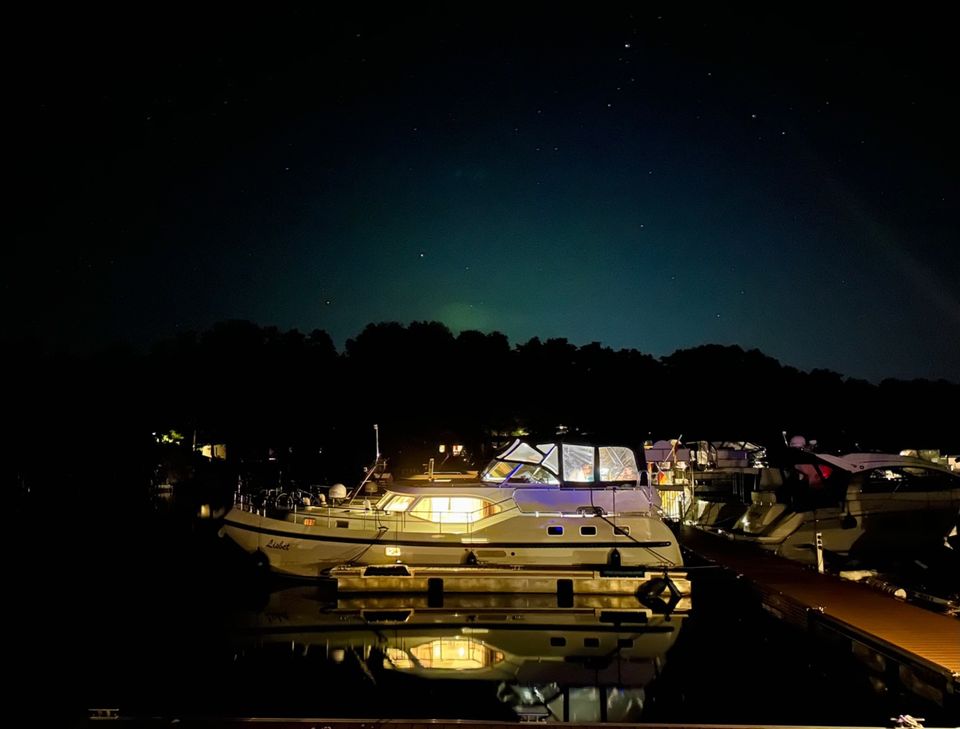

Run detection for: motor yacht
[[221, 439, 681, 578], [727, 452, 960, 565]]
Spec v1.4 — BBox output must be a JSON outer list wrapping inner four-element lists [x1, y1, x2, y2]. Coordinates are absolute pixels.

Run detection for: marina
[[47, 508, 953, 727], [41, 435, 952, 726], [61, 539, 958, 727], [13, 5, 960, 727]]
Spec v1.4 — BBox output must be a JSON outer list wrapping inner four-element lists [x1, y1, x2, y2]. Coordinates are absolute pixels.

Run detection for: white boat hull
[[222, 506, 681, 578]]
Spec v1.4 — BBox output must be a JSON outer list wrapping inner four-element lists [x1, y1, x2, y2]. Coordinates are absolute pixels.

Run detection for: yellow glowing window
[[383, 495, 415, 512], [408, 638, 504, 670], [384, 647, 414, 669], [410, 497, 501, 523]]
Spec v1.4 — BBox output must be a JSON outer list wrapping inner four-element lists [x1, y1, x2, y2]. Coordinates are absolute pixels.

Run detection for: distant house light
[[199, 443, 227, 460], [452, 444, 463, 456], [438, 444, 446, 453]]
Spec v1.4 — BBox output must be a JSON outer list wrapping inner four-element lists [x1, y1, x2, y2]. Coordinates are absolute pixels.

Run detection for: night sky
[[8, 5, 959, 382]]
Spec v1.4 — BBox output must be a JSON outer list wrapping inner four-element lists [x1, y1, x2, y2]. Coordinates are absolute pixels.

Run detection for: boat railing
[[233, 487, 321, 516]]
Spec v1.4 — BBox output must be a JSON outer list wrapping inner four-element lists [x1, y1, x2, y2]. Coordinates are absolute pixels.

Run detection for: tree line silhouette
[[8, 319, 959, 502]]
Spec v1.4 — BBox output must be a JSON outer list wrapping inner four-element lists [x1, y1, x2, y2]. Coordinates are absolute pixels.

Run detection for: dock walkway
[[678, 525, 959, 706]]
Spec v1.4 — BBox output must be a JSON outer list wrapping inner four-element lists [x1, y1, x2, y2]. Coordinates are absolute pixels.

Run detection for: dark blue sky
[[8, 6, 959, 381]]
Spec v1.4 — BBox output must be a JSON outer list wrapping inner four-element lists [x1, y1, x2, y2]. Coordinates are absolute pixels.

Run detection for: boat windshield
[[483, 459, 560, 485], [481, 440, 640, 485]]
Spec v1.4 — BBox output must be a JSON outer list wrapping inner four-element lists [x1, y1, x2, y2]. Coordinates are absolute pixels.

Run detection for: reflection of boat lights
[[385, 546, 401, 557]]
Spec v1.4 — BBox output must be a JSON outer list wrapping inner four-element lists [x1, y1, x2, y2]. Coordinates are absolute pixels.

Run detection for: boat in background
[[221, 439, 681, 578], [646, 438, 767, 523], [723, 451, 960, 566]]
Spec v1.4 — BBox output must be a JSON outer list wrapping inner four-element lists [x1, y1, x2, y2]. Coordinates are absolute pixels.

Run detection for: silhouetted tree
[[6, 319, 959, 501]]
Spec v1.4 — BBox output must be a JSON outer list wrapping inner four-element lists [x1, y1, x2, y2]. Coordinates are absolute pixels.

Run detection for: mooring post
[[815, 531, 824, 574]]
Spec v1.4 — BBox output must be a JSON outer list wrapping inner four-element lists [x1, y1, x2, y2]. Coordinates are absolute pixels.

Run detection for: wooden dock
[[678, 525, 959, 708], [330, 563, 691, 612]]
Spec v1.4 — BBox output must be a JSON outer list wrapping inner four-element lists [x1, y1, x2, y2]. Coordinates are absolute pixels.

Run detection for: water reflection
[[230, 587, 686, 722]]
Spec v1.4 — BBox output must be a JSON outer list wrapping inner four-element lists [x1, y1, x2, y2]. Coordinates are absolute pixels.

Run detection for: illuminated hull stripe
[[223, 518, 672, 550]]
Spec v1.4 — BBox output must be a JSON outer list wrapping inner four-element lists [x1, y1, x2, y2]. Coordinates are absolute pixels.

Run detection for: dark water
[[13, 500, 958, 727]]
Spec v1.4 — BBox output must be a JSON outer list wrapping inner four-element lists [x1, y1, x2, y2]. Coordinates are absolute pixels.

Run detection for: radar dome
[[328, 483, 347, 499]]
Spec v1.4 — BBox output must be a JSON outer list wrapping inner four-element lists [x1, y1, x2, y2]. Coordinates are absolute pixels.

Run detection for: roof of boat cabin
[[816, 452, 955, 473], [380, 481, 644, 496]]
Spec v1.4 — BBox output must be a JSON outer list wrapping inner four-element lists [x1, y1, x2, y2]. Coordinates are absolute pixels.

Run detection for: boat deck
[[678, 525, 959, 705]]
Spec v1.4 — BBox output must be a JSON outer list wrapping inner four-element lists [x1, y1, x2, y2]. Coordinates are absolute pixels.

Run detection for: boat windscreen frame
[[482, 440, 640, 486]]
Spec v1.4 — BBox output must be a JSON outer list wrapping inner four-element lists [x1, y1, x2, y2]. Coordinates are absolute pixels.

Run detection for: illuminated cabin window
[[383, 495, 415, 512], [407, 638, 504, 670], [384, 647, 414, 669], [411, 497, 501, 523]]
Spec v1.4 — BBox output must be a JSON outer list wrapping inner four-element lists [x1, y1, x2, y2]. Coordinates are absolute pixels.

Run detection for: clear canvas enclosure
[[481, 440, 640, 485]]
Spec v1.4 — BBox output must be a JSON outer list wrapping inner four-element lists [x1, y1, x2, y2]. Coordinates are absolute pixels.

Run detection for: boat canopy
[[481, 440, 641, 486]]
